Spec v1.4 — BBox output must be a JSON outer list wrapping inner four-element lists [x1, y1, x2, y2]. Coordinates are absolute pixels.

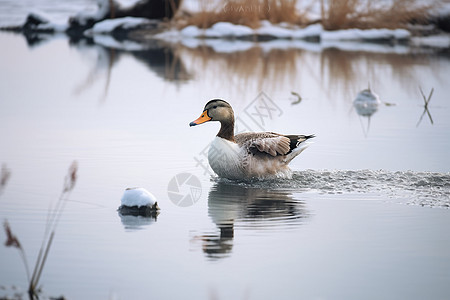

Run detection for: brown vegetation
[[177, 0, 312, 29], [178, 0, 439, 30], [321, 0, 436, 30]]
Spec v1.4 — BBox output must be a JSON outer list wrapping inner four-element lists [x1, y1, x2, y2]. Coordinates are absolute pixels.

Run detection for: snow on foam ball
[[118, 187, 160, 217], [121, 187, 157, 207]]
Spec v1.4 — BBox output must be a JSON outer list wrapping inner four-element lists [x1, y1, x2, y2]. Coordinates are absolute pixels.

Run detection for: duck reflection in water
[[353, 85, 381, 137], [192, 180, 308, 260]]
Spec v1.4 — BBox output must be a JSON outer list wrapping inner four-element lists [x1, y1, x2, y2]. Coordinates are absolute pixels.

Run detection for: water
[[1, 1, 450, 299]]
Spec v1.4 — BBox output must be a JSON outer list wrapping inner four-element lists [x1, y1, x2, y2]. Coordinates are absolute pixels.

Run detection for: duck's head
[[189, 99, 234, 127]]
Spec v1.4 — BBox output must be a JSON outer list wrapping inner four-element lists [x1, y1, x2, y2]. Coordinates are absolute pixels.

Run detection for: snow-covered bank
[[3, 8, 449, 53], [86, 17, 152, 34], [171, 37, 412, 55], [1, 0, 180, 37], [150, 20, 450, 53], [412, 34, 450, 49], [76, 17, 450, 53], [19, 10, 69, 32], [157, 21, 412, 42]]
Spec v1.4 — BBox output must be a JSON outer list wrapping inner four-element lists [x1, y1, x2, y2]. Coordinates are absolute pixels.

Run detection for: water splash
[[215, 170, 450, 208]]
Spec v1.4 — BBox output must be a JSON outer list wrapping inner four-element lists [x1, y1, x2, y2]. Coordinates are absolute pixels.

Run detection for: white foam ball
[[120, 187, 157, 207]]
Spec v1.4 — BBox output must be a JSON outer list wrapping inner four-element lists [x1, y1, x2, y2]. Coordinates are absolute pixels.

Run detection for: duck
[[189, 99, 314, 180]]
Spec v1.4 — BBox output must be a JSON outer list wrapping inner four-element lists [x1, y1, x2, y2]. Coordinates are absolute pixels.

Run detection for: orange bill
[[189, 110, 211, 126]]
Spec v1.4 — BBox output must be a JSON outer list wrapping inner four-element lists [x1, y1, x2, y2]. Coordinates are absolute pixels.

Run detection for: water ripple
[[216, 170, 450, 208]]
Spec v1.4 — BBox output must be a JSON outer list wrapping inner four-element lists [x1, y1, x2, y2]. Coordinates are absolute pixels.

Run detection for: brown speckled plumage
[[190, 99, 314, 179]]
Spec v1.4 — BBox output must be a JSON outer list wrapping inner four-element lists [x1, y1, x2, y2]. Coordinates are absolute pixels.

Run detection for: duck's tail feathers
[[284, 134, 315, 163], [286, 134, 315, 152]]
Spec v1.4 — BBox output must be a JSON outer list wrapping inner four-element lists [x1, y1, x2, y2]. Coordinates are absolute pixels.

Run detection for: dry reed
[[0, 164, 11, 196], [2, 161, 78, 299], [178, 0, 438, 30], [4, 220, 31, 284], [178, 0, 311, 29], [321, 0, 437, 30]]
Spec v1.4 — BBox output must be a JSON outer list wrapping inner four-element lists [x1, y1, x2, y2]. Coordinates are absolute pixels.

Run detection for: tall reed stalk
[[3, 161, 78, 299]]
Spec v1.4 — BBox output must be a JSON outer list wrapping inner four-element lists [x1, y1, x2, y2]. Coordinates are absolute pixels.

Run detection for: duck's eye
[[213, 106, 217, 109]]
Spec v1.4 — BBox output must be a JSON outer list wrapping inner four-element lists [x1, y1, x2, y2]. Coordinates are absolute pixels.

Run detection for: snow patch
[[291, 24, 323, 39], [321, 40, 409, 54], [87, 17, 151, 34], [92, 34, 149, 50], [205, 22, 253, 37], [72, 0, 110, 26], [120, 187, 157, 207], [155, 21, 423, 53], [165, 21, 412, 43], [256, 20, 293, 38], [180, 25, 203, 37], [322, 28, 410, 41], [204, 39, 254, 53], [26, 10, 68, 32], [412, 34, 450, 48], [28, 10, 51, 24]]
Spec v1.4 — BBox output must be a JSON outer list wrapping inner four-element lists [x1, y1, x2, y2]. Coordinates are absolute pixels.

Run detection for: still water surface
[[0, 2, 450, 299]]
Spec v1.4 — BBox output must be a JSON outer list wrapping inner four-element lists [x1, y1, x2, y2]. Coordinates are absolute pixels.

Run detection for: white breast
[[208, 137, 245, 179]]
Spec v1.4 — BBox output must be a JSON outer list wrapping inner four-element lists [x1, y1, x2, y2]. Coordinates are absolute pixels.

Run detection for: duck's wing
[[235, 132, 314, 157]]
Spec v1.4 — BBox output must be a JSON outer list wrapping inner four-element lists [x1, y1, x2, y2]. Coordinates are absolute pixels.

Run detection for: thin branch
[[18, 247, 31, 283], [426, 88, 434, 106], [417, 87, 434, 127]]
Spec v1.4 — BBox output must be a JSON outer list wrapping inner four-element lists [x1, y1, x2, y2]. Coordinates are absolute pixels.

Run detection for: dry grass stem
[[2, 161, 79, 298], [29, 161, 78, 296], [4, 220, 31, 283], [0, 164, 12, 195]]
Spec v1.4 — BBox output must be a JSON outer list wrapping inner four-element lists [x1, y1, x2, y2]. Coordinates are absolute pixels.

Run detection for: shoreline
[[2, 17, 450, 55]]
